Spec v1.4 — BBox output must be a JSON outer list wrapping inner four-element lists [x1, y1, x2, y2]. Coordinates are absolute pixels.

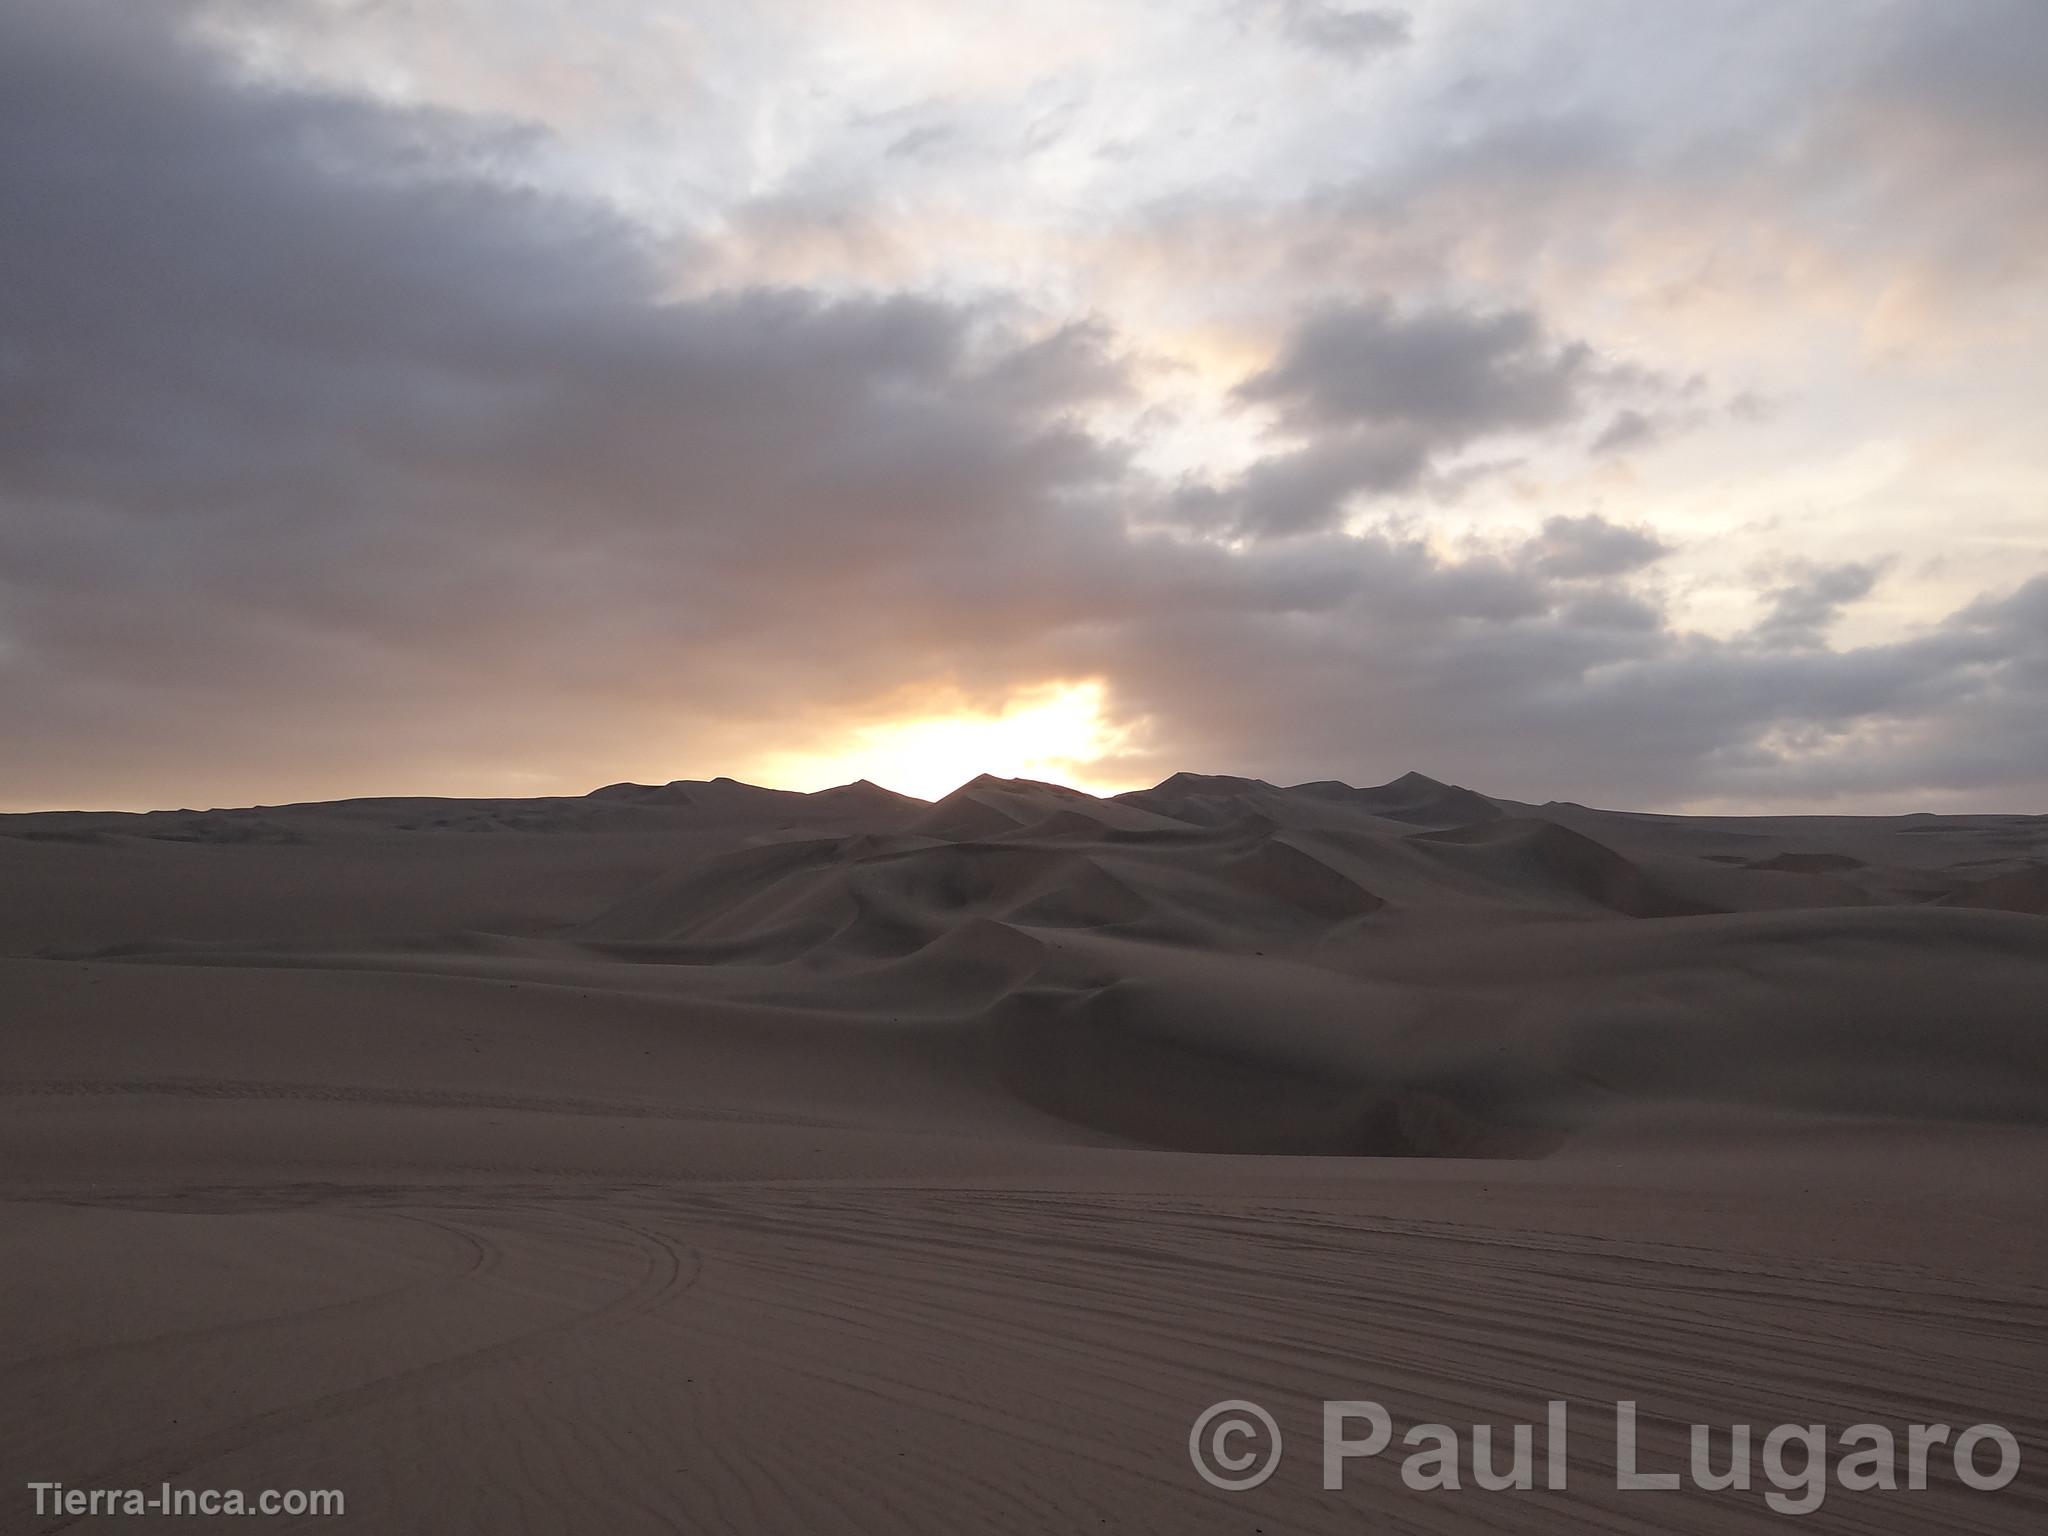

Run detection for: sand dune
[[3, 771, 2045, 1532], [1940, 864, 2048, 915]]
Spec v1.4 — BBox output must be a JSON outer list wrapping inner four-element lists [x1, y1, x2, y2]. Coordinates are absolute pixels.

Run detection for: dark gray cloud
[[1, 0, 2044, 815], [1181, 302, 1662, 539], [1525, 514, 1672, 581], [1236, 300, 1593, 436], [967, 320, 1133, 415], [1170, 427, 1431, 539], [1752, 561, 1888, 649]]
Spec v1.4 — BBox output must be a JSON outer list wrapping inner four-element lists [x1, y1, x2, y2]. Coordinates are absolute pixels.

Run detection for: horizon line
[[3, 768, 2040, 824]]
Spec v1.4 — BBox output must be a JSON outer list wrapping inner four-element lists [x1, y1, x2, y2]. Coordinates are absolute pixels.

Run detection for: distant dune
[[4, 773, 2044, 1532]]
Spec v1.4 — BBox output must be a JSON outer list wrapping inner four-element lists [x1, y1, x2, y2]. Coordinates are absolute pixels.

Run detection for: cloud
[[1589, 408, 1659, 456], [966, 319, 1135, 413], [1180, 301, 1665, 538], [1726, 390, 1777, 424], [1236, 300, 1595, 435], [1107, 0, 2048, 381], [1169, 428, 1432, 539], [1271, 1, 1410, 62], [1845, 0, 2048, 265], [1, 0, 2044, 817], [0, 0, 1126, 803], [1524, 514, 1672, 581], [886, 123, 960, 161], [1752, 560, 1888, 649]]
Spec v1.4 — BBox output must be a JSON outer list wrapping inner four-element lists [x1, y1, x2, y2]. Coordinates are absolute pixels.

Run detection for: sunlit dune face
[[753, 680, 1143, 801]]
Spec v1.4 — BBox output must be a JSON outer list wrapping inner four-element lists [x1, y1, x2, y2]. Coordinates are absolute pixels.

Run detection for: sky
[[1, 0, 2043, 812]]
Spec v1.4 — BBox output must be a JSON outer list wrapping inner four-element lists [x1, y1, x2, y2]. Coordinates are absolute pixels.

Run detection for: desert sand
[[3, 771, 2045, 1533]]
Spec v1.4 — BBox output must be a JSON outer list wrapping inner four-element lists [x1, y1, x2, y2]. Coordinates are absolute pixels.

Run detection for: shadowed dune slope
[[1939, 863, 2048, 914], [1405, 817, 1721, 918]]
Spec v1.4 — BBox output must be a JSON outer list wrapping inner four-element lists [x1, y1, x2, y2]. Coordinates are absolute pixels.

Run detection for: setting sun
[[754, 679, 1144, 802]]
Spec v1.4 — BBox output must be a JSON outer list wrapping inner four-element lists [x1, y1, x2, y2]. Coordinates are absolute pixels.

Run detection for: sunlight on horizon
[[752, 679, 1146, 802]]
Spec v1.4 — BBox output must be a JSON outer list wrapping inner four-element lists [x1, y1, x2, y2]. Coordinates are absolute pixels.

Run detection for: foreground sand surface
[[3, 772, 2045, 1533]]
